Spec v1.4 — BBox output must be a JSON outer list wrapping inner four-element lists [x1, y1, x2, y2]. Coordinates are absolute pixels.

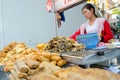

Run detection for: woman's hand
[[98, 42, 105, 47]]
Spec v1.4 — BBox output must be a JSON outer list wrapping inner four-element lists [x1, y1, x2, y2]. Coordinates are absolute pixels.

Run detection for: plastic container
[[77, 33, 99, 49]]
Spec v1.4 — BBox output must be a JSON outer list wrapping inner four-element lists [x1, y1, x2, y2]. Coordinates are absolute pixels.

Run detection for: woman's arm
[[102, 20, 113, 42], [70, 28, 80, 41]]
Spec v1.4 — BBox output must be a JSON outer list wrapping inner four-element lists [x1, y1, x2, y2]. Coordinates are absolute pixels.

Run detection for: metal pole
[[52, 0, 58, 37]]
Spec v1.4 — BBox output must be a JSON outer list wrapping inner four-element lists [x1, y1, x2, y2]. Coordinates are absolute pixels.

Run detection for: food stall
[[0, 0, 120, 80]]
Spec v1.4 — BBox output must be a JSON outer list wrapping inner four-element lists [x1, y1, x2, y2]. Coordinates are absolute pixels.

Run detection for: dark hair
[[82, 3, 97, 17]]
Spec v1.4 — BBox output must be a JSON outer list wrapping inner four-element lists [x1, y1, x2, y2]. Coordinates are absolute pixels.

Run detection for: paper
[[108, 66, 120, 73]]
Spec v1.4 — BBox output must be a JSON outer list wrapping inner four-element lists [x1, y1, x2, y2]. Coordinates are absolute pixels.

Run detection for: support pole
[[52, 0, 58, 37]]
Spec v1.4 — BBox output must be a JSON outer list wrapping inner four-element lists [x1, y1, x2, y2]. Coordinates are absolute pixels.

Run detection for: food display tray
[[60, 48, 120, 65], [60, 50, 97, 65], [61, 50, 97, 59]]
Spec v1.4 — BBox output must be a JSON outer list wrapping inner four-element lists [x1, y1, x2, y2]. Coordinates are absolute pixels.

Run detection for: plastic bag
[[77, 33, 99, 49]]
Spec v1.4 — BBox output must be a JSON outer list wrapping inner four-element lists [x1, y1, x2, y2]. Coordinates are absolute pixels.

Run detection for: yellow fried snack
[[56, 60, 67, 66], [41, 52, 51, 59], [36, 43, 47, 51], [50, 56, 62, 61], [38, 56, 49, 62], [51, 61, 57, 65], [15, 60, 29, 73], [25, 60, 39, 69]]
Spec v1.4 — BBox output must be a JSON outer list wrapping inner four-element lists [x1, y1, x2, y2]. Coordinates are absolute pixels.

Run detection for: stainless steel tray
[[61, 50, 96, 59], [60, 50, 97, 64], [60, 48, 120, 65]]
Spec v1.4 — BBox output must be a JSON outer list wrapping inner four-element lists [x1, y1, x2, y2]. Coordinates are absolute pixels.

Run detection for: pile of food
[[37, 36, 85, 53], [9, 60, 120, 80], [9, 60, 61, 80], [0, 38, 120, 80], [0, 42, 67, 72]]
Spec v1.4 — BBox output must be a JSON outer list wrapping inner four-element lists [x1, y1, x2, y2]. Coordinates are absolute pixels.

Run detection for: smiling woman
[[70, 3, 113, 45]]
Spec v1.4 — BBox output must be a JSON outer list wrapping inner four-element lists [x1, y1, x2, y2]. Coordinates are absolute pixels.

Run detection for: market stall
[[0, 0, 120, 80]]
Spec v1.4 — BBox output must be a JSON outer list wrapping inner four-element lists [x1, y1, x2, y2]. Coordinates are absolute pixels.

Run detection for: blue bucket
[[77, 33, 99, 49]]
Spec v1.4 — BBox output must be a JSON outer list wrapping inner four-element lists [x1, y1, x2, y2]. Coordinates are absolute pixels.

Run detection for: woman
[[70, 3, 113, 43]]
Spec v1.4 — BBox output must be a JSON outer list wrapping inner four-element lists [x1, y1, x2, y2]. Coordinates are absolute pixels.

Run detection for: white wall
[[0, 0, 4, 49], [0, 0, 86, 49]]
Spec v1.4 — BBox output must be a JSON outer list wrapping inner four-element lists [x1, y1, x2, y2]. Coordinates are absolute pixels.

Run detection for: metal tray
[[60, 50, 97, 65], [61, 50, 97, 59], [60, 48, 120, 65]]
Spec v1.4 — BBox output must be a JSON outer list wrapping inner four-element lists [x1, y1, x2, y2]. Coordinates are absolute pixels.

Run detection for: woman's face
[[82, 8, 93, 19]]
